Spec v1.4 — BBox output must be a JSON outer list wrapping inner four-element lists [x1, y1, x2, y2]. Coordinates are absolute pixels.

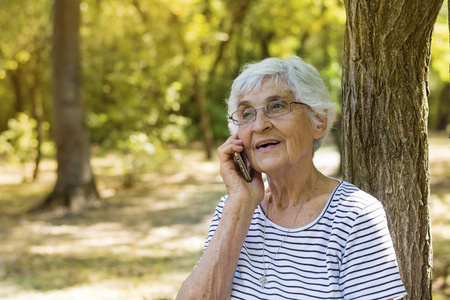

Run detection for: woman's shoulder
[[329, 180, 384, 218]]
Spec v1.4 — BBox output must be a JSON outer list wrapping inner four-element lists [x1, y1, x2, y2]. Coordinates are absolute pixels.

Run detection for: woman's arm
[[175, 196, 255, 300], [176, 134, 265, 299]]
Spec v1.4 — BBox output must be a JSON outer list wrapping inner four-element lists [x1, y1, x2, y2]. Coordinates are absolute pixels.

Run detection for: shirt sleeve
[[194, 196, 227, 269], [202, 195, 227, 251], [339, 199, 407, 299]]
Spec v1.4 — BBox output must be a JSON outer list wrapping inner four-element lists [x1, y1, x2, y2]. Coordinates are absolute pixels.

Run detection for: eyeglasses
[[228, 99, 308, 125]]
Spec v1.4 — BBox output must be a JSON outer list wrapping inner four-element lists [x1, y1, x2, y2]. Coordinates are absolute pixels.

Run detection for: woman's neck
[[265, 163, 320, 210]]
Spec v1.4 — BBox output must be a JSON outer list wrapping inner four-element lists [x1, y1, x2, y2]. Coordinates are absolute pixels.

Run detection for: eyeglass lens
[[233, 100, 291, 125]]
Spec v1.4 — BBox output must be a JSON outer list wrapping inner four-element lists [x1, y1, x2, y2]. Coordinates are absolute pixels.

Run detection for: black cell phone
[[233, 151, 253, 182]]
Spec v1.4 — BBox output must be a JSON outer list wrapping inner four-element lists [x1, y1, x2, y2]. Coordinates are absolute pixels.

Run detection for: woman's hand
[[217, 133, 265, 209]]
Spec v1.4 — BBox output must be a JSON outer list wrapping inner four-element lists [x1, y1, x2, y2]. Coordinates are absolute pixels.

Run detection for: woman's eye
[[272, 104, 282, 109], [241, 108, 254, 119], [271, 102, 287, 110]]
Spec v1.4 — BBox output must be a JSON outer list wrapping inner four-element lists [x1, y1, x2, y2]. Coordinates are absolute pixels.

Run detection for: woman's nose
[[252, 108, 272, 132]]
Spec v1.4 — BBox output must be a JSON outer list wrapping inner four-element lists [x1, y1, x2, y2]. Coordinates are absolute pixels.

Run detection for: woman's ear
[[313, 113, 327, 139]]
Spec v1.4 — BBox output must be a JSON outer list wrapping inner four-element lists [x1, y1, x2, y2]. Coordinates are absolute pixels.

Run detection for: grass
[[0, 132, 449, 299]]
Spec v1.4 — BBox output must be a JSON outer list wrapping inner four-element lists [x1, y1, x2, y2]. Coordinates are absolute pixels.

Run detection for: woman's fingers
[[217, 134, 247, 181], [217, 134, 265, 208], [218, 134, 244, 161]]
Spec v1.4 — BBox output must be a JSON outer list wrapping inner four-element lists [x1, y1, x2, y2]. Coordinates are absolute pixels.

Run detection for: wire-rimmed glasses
[[228, 99, 307, 126]]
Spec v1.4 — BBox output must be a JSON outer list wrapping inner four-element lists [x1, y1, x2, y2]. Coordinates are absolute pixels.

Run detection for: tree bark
[[341, 0, 443, 299], [37, 0, 99, 212]]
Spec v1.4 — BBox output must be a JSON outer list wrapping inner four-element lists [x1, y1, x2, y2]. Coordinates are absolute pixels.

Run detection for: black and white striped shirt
[[203, 181, 407, 299]]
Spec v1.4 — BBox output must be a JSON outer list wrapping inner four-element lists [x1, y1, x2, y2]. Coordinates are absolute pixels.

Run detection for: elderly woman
[[177, 56, 406, 299]]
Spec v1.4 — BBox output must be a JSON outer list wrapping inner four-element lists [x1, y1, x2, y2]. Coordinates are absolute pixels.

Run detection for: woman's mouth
[[256, 141, 280, 150]]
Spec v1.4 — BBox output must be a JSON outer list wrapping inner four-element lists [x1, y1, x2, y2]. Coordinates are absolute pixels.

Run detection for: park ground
[[0, 131, 449, 300]]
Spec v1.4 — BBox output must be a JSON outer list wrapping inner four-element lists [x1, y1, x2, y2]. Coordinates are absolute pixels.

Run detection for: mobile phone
[[233, 151, 253, 182]]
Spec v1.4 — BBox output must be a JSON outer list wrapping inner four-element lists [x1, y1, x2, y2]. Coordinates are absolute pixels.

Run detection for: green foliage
[[117, 131, 163, 187], [0, 113, 53, 183], [0, 113, 38, 165], [0, 0, 52, 131], [76, 0, 348, 143], [0, 0, 447, 152]]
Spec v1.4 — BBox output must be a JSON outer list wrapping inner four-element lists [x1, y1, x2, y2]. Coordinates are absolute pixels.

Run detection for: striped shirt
[[203, 181, 407, 299]]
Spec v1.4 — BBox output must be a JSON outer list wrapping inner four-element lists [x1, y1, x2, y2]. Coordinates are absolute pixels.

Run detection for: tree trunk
[[31, 83, 44, 181], [207, 0, 252, 81], [30, 50, 45, 181], [37, 0, 99, 212], [193, 69, 214, 160], [341, 1, 443, 299], [436, 83, 449, 131], [168, 11, 215, 160], [9, 68, 24, 113]]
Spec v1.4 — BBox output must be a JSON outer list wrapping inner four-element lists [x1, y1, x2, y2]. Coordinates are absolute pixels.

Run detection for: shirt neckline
[[256, 179, 343, 232]]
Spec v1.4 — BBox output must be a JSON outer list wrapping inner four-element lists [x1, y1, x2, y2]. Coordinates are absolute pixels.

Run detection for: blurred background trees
[[0, 0, 448, 297], [0, 0, 448, 184], [0, 0, 339, 160]]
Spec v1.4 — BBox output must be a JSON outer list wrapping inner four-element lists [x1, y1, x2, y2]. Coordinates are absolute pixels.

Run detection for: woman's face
[[237, 79, 326, 174]]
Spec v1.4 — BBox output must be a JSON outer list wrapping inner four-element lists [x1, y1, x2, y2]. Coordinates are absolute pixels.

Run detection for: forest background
[[0, 0, 449, 299]]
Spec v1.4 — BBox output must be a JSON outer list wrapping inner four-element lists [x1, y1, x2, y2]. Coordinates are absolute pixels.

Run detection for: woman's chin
[[253, 161, 284, 175]]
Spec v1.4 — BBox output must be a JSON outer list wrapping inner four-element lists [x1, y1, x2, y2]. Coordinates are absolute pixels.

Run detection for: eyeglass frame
[[228, 99, 309, 126]]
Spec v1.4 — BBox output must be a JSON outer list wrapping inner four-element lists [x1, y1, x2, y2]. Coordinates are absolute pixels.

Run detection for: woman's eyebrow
[[266, 95, 286, 101], [238, 95, 287, 107], [237, 100, 252, 107]]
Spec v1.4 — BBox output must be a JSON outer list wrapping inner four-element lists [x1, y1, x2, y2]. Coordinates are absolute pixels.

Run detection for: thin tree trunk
[[341, 0, 443, 298], [10, 68, 24, 113], [193, 69, 214, 160], [35, 0, 99, 212], [31, 86, 44, 181], [436, 83, 449, 130], [30, 51, 45, 181], [167, 10, 216, 160], [208, 1, 252, 81]]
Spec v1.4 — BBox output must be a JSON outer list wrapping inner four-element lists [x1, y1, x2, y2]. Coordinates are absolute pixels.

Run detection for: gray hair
[[226, 56, 337, 153]]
